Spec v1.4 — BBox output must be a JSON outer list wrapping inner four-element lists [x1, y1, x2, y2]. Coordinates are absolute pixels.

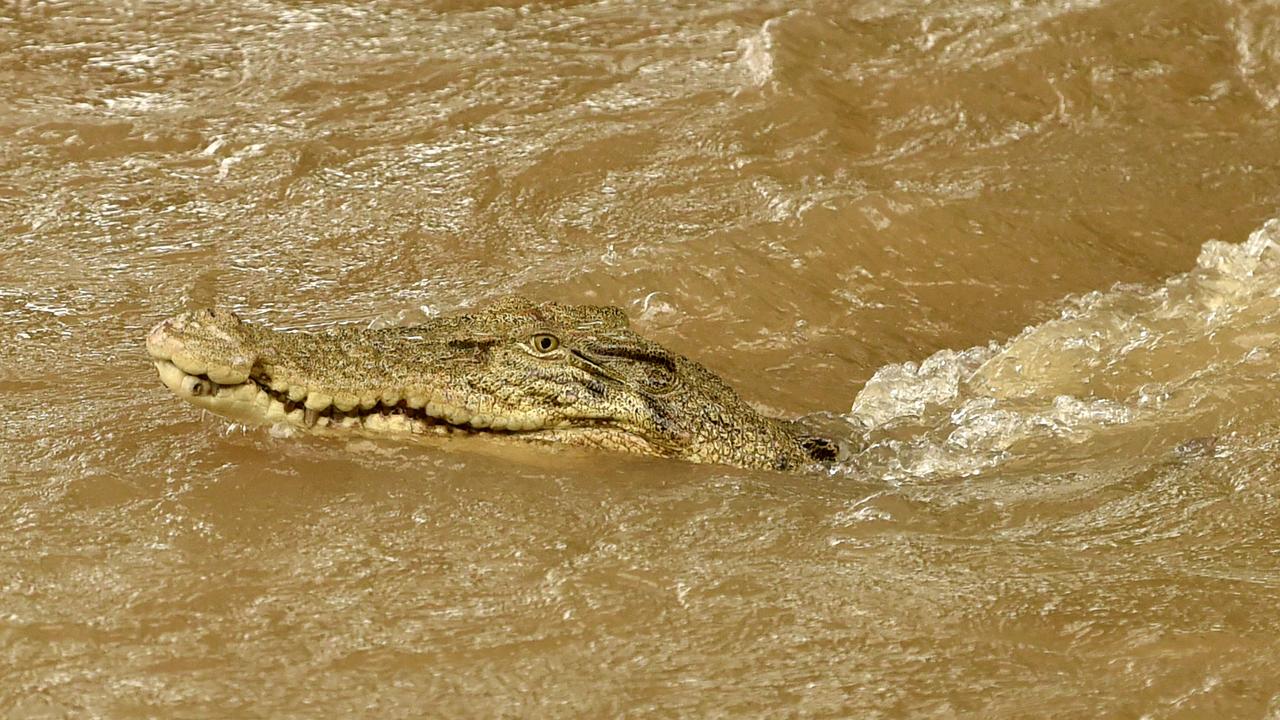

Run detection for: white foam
[[846, 218, 1280, 480]]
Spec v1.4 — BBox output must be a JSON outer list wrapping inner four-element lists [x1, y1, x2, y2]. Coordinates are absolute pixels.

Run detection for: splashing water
[[846, 219, 1280, 481]]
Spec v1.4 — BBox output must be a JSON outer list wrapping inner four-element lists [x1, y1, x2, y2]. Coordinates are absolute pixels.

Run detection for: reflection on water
[[3, 0, 1280, 716]]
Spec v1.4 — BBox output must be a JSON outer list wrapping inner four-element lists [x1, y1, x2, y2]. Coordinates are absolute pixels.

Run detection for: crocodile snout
[[146, 309, 254, 385]]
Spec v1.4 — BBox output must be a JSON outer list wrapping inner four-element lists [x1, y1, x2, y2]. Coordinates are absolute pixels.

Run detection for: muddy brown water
[[4, 0, 1280, 717]]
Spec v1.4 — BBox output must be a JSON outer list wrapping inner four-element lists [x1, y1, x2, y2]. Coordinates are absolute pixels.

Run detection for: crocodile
[[146, 296, 841, 472]]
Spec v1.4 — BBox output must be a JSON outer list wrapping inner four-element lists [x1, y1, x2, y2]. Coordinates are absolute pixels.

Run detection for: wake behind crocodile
[[843, 218, 1280, 482]]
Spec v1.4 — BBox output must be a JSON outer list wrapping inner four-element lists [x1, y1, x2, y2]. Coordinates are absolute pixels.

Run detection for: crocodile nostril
[[147, 319, 176, 346]]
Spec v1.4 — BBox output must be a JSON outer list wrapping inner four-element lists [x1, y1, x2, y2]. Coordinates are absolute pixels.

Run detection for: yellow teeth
[[266, 398, 288, 421], [206, 366, 249, 384], [253, 390, 272, 412], [179, 374, 214, 397], [154, 358, 547, 438], [229, 383, 258, 402], [156, 360, 187, 390], [304, 392, 332, 411]]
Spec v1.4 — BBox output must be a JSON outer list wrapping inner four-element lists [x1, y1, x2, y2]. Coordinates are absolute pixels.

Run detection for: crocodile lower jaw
[[151, 359, 549, 438]]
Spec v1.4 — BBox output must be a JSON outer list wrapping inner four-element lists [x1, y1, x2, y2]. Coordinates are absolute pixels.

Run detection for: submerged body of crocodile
[[146, 296, 840, 472]]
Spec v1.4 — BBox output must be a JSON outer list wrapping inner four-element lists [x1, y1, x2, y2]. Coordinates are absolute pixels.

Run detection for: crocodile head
[[146, 296, 839, 472]]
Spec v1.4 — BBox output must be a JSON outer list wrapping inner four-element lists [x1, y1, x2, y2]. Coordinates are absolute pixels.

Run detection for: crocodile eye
[[531, 333, 560, 354]]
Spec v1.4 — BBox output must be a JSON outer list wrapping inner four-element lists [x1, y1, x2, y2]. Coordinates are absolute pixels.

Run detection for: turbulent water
[[4, 0, 1280, 716]]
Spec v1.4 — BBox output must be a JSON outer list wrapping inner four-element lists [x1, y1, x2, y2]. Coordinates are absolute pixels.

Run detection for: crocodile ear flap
[[799, 435, 840, 463]]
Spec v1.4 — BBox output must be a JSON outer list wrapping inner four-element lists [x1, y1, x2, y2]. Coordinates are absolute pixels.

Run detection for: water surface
[[3, 0, 1280, 716]]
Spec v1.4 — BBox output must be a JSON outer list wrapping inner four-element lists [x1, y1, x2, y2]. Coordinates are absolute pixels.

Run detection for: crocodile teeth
[[304, 392, 332, 411], [180, 374, 213, 397], [156, 353, 556, 438], [266, 398, 288, 421], [206, 365, 249, 384], [156, 360, 186, 390], [230, 383, 258, 402], [444, 408, 472, 425]]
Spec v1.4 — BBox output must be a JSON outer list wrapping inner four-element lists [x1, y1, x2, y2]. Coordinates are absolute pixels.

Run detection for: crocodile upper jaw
[[146, 315, 668, 457]]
